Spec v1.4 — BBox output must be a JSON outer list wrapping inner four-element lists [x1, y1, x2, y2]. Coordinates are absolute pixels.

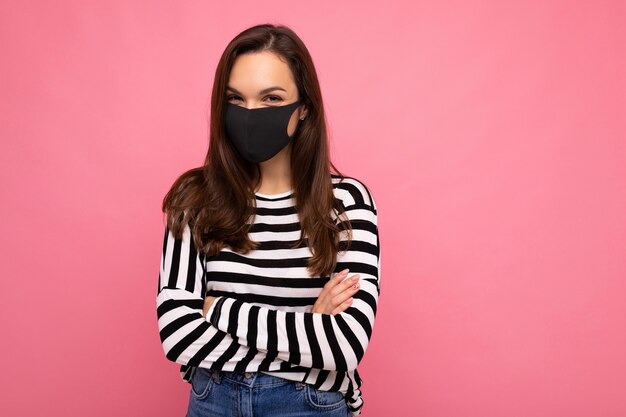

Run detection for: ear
[[300, 104, 308, 120]]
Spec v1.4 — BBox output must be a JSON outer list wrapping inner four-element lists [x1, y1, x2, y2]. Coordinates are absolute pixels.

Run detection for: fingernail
[[341, 268, 349, 275]]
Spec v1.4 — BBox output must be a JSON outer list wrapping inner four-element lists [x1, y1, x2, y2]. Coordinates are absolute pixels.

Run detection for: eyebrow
[[226, 85, 287, 95]]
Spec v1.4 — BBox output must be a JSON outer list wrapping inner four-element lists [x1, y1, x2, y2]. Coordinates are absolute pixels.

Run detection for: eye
[[264, 95, 283, 103], [225, 94, 284, 105]]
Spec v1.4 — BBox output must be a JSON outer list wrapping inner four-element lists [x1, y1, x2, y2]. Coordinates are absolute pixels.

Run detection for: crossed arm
[[157, 196, 380, 373]]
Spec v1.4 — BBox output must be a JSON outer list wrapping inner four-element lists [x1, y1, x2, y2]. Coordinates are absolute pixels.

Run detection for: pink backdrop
[[1, 1, 625, 416]]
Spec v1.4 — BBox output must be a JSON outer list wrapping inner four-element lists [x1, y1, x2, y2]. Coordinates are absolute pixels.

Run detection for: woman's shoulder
[[330, 173, 377, 210]]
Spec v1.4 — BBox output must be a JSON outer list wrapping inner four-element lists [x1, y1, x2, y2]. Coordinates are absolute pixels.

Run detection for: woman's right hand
[[312, 269, 361, 315]]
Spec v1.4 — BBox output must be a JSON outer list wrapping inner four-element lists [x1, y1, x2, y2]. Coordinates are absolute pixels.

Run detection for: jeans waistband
[[198, 368, 305, 389]]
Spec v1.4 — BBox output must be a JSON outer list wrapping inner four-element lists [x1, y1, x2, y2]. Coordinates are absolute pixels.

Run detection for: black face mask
[[224, 98, 303, 163]]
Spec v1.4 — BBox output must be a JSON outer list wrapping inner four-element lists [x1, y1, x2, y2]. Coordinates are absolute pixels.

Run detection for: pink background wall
[[1, 1, 625, 416]]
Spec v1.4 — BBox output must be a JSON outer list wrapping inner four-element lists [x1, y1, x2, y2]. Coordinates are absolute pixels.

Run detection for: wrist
[[203, 296, 216, 317], [204, 296, 225, 325]]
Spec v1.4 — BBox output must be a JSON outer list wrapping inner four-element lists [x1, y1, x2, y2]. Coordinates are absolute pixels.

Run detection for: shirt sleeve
[[205, 193, 381, 373], [156, 221, 293, 370]]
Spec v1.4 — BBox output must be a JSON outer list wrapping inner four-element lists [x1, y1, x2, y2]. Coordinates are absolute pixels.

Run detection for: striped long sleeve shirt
[[156, 175, 381, 416]]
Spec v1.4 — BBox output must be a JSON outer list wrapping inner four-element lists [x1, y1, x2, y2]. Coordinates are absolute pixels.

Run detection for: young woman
[[156, 23, 381, 417]]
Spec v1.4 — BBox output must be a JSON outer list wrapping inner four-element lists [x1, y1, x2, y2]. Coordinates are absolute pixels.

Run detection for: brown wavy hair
[[162, 23, 352, 278]]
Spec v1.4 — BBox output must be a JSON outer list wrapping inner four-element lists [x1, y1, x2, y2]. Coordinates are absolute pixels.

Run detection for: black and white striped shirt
[[156, 175, 381, 416]]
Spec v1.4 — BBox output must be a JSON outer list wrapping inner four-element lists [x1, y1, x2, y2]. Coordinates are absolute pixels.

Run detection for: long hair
[[162, 23, 352, 278]]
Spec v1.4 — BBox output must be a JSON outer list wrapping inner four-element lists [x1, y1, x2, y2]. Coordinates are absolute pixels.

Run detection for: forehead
[[228, 51, 296, 93]]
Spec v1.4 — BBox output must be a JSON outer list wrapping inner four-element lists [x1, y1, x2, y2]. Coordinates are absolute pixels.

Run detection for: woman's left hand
[[203, 296, 218, 317]]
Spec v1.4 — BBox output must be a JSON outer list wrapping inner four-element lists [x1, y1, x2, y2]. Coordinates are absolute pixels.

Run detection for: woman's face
[[226, 51, 307, 137]]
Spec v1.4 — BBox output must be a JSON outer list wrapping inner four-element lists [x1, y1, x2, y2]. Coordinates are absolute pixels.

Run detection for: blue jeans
[[185, 367, 351, 417]]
